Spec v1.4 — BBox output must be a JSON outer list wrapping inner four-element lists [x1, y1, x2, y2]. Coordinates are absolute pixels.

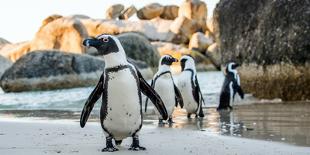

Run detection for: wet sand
[[0, 120, 309, 155]]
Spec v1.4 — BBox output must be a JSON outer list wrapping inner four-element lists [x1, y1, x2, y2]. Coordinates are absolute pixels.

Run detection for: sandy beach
[[0, 119, 309, 155]]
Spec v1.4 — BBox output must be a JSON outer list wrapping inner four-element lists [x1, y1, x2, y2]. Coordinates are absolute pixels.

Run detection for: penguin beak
[[83, 38, 101, 47], [173, 58, 178, 62]]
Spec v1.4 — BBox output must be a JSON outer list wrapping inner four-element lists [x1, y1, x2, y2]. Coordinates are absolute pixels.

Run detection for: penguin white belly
[[177, 72, 198, 114], [103, 68, 141, 140], [154, 76, 175, 118]]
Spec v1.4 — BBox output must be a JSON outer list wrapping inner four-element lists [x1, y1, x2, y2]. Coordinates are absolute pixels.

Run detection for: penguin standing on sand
[[145, 55, 183, 124], [177, 55, 205, 118], [80, 34, 168, 152], [217, 62, 244, 111]]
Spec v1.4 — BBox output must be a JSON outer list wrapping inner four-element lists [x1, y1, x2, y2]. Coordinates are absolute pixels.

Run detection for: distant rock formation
[[106, 4, 125, 19], [214, 0, 310, 100], [0, 50, 153, 92], [189, 32, 213, 52], [160, 5, 179, 20], [137, 3, 164, 20], [119, 5, 137, 20], [0, 55, 12, 78], [0, 37, 10, 45]]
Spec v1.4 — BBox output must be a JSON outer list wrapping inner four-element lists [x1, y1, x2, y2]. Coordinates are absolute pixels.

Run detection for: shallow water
[[0, 71, 309, 147]]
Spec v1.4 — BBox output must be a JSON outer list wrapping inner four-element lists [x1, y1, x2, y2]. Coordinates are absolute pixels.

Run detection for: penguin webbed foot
[[102, 136, 119, 152], [101, 147, 119, 152], [168, 117, 174, 124], [129, 136, 146, 151]]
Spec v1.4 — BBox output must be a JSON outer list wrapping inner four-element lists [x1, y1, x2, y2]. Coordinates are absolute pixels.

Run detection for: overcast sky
[[0, 0, 219, 43]]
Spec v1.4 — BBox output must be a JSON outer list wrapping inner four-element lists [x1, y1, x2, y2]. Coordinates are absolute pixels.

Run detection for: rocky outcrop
[[214, 0, 310, 100], [0, 55, 12, 78], [0, 42, 31, 61], [0, 51, 104, 92], [169, 16, 200, 43], [105, 4, 125, 19], [31, 17, 88, 54], [80, 18, 175, 42], [119, 5, 137, 20], [0, 50, 154, 92], [189, 32, 213, 52], [137, 3, 164, 20], [160, 5, 179, 20], [41, 14, 63, 27], [0, 38, 10, 45], [178, 0, 208, 32]]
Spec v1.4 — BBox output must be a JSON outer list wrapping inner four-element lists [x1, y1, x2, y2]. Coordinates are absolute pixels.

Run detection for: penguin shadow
[[218, 110, 245, 136]]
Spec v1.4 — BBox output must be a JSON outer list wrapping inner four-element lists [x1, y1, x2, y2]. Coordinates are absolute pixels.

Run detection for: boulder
[[119, 5, 137, 20], [117, 33, 160, 68], [214, 0, 310, 100], [31, 17, 88, 54], [207, 43, 221, 64], [0, 50, 154, 92], [170, 16, 200, 43], [80, 17, 176, 43], [0, 55, 12, 78], [0, 51, 104, 92], [151, 41, 190, 56], [178, 0, 208, 31], [189, 32, 213, 52], [137, 3, 164, 20], [0, 38, 10, 45], [41, 14, 63, 27], [105, 4, 125, 19], [0, 41, 31, 61], [160, 5, 179, 20]]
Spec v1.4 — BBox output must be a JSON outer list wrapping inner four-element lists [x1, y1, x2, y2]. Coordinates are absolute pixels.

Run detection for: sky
[[0, 0, 219, 43]]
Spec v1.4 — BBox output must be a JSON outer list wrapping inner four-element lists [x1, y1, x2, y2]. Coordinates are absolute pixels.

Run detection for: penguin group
[[80, 34, 244, 152]]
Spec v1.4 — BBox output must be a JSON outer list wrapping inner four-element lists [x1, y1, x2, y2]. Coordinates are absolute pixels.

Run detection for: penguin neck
[[103, 51, 128, 68], [158, 65, 171, 73]]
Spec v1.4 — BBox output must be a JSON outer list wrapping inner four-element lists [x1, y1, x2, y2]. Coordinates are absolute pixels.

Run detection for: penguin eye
[[102, 38, 109, 42]]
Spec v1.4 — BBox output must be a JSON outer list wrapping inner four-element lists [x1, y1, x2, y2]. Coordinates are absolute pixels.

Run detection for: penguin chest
[[154, 76, 175, 116], [103, 69, 141, 139], [177, 72, 198, 113]]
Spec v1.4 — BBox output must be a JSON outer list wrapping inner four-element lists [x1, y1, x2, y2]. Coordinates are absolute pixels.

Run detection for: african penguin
[[176, 55, 205, 118], [145, 55, 183, 124], [217, 62, 244, 111], [80, 34, 168, 152]]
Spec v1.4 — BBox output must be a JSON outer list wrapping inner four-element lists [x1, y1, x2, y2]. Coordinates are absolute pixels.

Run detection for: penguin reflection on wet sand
[[145, 55, 184, 124], [177, 55, 205, 119], [217, 62, 244, 111], [80, 34, 168, 152]]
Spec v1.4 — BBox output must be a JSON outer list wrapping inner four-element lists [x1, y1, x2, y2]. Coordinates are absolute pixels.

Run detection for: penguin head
[[83, 34, 120, 55], [225, 62, 240, 74], [159, 55, 178, 66], [180, 55, 196, 71]]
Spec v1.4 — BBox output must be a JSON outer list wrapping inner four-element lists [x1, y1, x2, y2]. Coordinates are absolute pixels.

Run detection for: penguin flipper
[[136, 69, 168, 120], [144, 79, 154, 112], [80, 74, 104, 128], [174, 84, 184, 108], [194, 75, 205, 105]]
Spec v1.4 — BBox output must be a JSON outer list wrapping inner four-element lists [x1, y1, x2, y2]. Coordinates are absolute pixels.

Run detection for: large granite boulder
[[105, 4, 125, 19], [178, 0, 208, 31], [189, 32, 213, 52], [214, 0, 310, 100], [0, 55, 12, 78], [137, 3, 164, 20], [0, 50, 153, 92], [0, 51, 104, 92], [31, 17, 88, 54], [169, 16, 200, 43], [0, 41, 31, 61], [160, 5, 179, 20], [119, 5, 137, 20], [0, 38, 10, 45], [117, 33, 160, 68]]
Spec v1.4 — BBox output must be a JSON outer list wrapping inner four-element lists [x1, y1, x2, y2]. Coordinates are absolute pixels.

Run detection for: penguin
[[217, 62, 244, 111], [80, 34, 168, 152], [177, 55, 205, 118], [145, 55, 184, 124]]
